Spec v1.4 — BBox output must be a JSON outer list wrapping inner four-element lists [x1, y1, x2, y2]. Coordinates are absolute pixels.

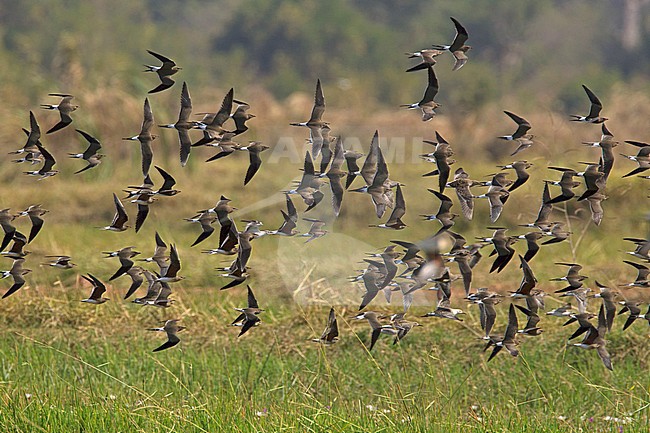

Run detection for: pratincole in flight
[[1, 258, 31, 299], [16, 204, 48, 243], [101, 193, 129, 232], [123, 98, 157, 177], [569, 85, 608, 123], [431, 17, 471, 71], [401, 65, 440, 121], [485, 303, 519, 362], [80, 273, 109, 304], [144, 50, 182, 94], [40, 93, 79, 134], [70, 129, 104, 175], [158, 82, 193, 166], [104, 246, 140, 281], [311, 307, 339, 344], [290, 79, 327, 157], [149, 319, 185, 352], [232, 285, 263, 337]]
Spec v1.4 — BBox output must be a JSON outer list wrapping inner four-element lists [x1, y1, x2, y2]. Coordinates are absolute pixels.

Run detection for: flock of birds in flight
[[1, 18, 649, 364]]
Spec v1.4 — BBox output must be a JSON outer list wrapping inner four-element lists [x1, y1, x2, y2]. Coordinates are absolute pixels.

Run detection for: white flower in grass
[[604, 416, 631, 425]]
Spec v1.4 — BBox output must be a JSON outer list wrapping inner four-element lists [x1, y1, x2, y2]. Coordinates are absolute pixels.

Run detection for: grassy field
[[0, 290, 648, 433]]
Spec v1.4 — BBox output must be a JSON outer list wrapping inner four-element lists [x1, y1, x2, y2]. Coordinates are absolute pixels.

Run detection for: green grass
[[0, 289, 647, 432]]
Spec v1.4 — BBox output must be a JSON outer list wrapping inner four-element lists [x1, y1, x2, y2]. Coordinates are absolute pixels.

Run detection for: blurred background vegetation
[[1, 0, 650, 295], [1, 0, 650, 107]]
